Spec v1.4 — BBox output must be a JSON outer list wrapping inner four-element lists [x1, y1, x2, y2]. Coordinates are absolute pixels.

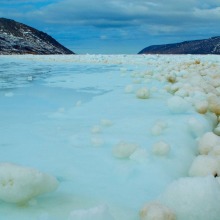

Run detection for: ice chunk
[[213, 125, 220, 136], [167, 96, 190, 113], [136, 87, 150, 99], [159, 176, 220, 220], [187, 117, 206, 138], [130, 148, 148, 162], [0, 163, 59, 204], [112, 141, 139, 159], [152, 141, 170, 156], [140, 201, 176, 220], [68, 204, 114, 220], [100, 119, 113, 127], [194, 100, 208, 114], [151, 120, 167, 136], [91, 137, 104, 147], [189, 155, 220, 177], [208, 95, 220, 115], [198, 132, 220, 155], [124, 84, 134, 93], [91, 125, 102, 134]]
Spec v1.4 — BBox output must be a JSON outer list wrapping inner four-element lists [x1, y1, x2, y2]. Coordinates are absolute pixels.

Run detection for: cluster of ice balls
[[0, 163, 59, 204], [189, 132, 220, 177], [90, 119, 113, 147]]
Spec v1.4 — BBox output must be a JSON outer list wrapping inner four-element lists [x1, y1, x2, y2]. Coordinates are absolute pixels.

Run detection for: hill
[[0, 18, 74, 55], [139, 36, 220, 54]]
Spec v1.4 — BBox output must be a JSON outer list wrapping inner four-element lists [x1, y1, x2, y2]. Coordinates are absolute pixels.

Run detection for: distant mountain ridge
[[139, 36, 220, 54], [0, 18, 74, 55]]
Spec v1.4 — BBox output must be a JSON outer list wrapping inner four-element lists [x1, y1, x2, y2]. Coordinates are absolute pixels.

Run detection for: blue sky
[[1, 0, 220, 54]]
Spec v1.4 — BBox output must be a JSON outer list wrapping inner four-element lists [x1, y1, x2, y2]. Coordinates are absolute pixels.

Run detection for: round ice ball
[[152, 141, 170, 156], [159, 176, 220, 220], [136, 87, 150, 99], [0, 163, 59, 204], [112, 141, 139, 159], [124, 84, 134, 93], [189, 155, 220, 177], [187, 117, 206, 138], [213, 125, 220, 136], [209, 145, 220, 157], [194, 100, 208, 114], [140, 201, 176, 220], [198, 132, 220, 155], [167, 96, 190, 113], [208, 95, 220, 115], [151, 120, 167, 136], [91, 125, 102, 134]]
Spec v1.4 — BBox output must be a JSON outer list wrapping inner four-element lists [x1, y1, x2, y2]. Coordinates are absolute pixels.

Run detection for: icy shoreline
[[1, 54, 220, 220]]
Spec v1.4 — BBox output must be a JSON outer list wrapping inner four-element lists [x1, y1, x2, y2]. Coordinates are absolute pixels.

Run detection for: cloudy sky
[[1, 0, 220, 54]]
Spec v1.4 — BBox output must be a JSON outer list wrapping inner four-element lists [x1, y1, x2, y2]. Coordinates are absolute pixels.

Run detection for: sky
[[0, 0, 220, 54]]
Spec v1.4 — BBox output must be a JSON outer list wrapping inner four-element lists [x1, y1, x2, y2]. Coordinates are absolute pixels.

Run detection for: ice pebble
[[167, 96, 190, 113], [189, 155, 220, 177], [187, 117, 206, 138], [140, 201, 176, 220], [198, 132, 220, 155], [194, 100, 208, 114], [112, 141, 139, 159], [68, 204, 114, 220], [100, 119, 113, 127], [208, 95, 220, 115], [151, 120, 167, 136], [0, 163, 59, 204], [209, 145, 220, 156], [152, 141, 170, 156], [130, 148, 148, 163], [213, 125, 220, 136], [159, 176, 220, 220], [91, 125, 102, 134], [124, 84, 134, 93], [136, 87, 150, 99], [91, 137, 104, 147]]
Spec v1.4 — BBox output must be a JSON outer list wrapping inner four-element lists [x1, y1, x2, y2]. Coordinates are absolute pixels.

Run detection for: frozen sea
[[1, 54, 220, 220]]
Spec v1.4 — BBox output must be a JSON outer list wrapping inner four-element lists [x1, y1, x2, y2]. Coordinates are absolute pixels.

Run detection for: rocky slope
[[0, 18, 74, 55], [139, 36, 220, 55]]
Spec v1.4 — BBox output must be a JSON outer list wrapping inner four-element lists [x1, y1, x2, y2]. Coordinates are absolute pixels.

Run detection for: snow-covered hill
[[0, 18, 74, 55]]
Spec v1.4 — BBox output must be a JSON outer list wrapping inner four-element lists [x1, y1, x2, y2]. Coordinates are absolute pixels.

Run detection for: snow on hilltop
[[0, 18, 74, 55], [139, 36, 220, 55]]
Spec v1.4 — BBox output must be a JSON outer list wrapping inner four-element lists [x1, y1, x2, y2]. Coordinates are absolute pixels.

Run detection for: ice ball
[[189, 155, 220, 177], [112, 141, 139, 159], [152, 141, 170, 156], [198, 132, 220, 155], [136, 87, 150, 99], [140, 201, 176, 220], [159, 176, 220, 220], [167, 96, 190, 113], [0, 163, 59, 204]]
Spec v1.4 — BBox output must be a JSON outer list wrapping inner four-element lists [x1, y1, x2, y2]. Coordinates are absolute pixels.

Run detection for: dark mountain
[[138, 36, 220, 55], [0, 18, 74, 55]]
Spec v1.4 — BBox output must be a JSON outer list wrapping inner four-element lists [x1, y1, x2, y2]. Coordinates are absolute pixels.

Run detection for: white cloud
[[24, 0, 219, 30], [1, 0, 220, 48]]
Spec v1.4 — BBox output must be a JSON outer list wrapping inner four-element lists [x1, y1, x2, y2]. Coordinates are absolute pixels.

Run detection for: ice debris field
[[1, 54, 220, 220]]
